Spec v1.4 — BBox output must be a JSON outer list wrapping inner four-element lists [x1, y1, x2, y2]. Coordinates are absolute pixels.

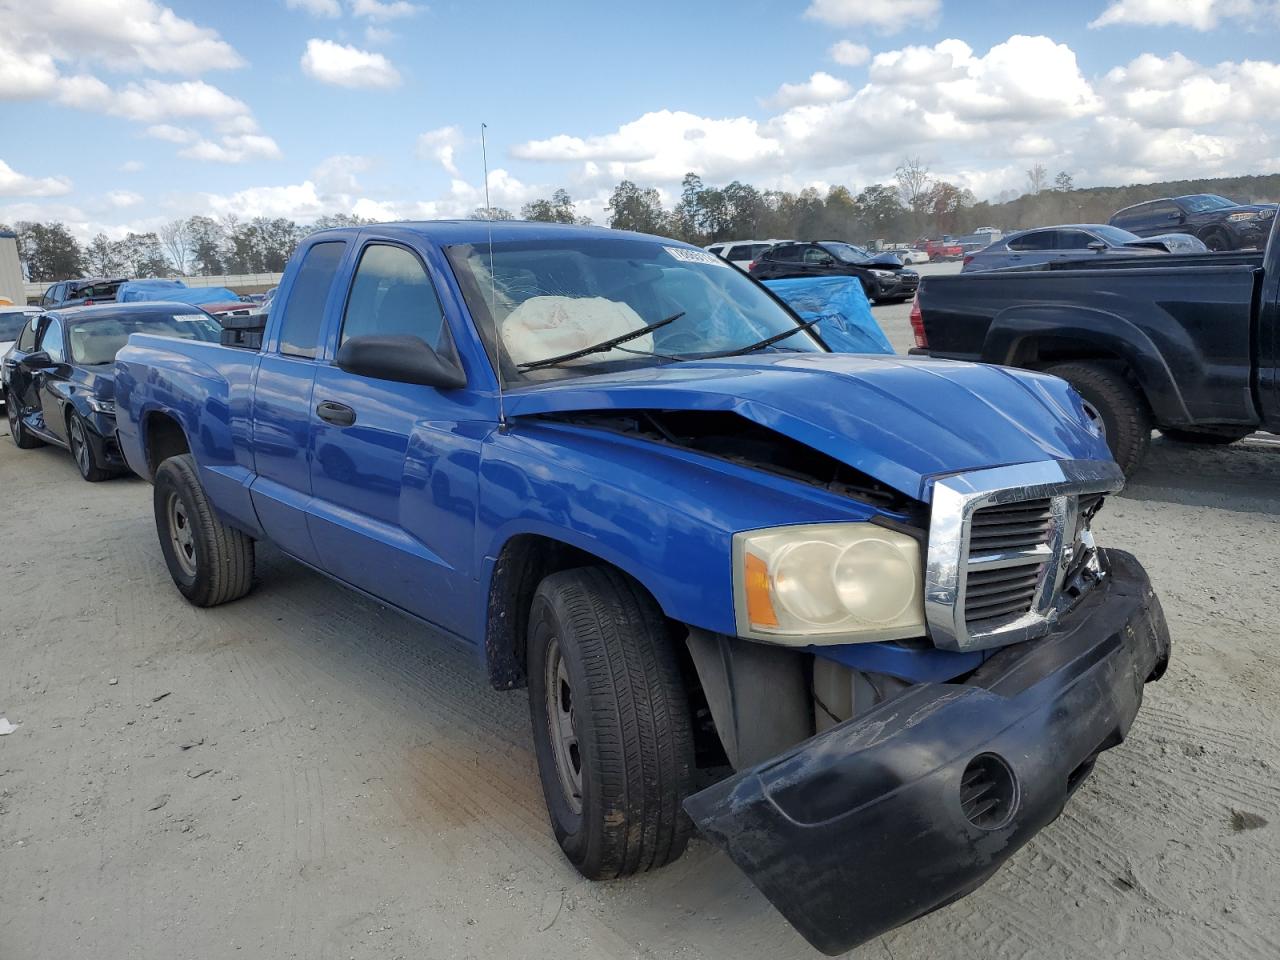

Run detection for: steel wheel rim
[[1081, 399, 1107, 441], [544, 636, 583, 815], [70, 417, 90, 475], [166, 491, 197, 576]]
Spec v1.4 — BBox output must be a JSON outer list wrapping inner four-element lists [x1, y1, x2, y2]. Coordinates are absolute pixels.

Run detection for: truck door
[[248, 238, 348, 565], [306, 240, 479, 637]]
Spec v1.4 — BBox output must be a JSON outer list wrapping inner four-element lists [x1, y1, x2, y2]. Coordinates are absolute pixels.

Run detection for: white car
[[887, 247, 930, 265], [706, 240, 782, 272], [0, 305, 43, 410]]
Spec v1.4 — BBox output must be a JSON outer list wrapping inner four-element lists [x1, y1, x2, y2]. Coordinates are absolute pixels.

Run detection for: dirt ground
[[1, 286, 1278, 959]]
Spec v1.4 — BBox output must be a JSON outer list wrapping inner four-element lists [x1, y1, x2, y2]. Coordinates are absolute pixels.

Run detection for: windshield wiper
[[517, 311, 685, 371], [702, 315, 826, 359]]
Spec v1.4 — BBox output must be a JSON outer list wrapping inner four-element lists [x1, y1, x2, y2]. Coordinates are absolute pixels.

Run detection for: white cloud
[[179, 134, 283, 163], [0, 159, 72, 197], [804, 0, 940, 33], [59, 77, 252, 123], [0, 47, 60, 99], [314, 153, 373, 193], [417, 125, 464, 175], [349, 0, 419, 19], [1090, 0, 1273, 30], [829, 40, 871, 66], [146, 123, 199, 143], [119, 160, 144, 173], [300, 38, 401, 88], [3, 0, 245, 75], [764, 71, 854, 109], [286, 0, 342, 15], [106, 190, 144, 208], [364, 25, 395, 44]]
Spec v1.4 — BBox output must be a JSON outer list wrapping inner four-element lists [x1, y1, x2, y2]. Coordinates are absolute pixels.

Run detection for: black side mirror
[[19, 351, 52, 369], [335, 334, 466, 390]]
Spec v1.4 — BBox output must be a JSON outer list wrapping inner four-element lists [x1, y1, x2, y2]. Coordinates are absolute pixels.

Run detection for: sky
[[2, 0, 1280, 239]]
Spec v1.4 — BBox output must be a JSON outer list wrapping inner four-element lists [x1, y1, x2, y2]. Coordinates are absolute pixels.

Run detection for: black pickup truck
[[912, 234, 1280, 475]]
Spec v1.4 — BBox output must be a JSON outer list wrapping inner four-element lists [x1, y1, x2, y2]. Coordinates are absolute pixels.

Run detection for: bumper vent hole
[[960, 753, 1018, 830]]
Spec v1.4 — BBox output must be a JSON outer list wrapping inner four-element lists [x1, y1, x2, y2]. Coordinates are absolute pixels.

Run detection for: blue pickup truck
[[114, 221, 1170, 955]]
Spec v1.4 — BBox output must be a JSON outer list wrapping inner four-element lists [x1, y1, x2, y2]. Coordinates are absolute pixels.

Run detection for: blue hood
[[505, 354, 1111, 501]]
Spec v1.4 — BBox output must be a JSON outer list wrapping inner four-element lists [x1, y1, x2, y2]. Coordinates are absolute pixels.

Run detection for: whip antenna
[[481, 122, 507, 430]]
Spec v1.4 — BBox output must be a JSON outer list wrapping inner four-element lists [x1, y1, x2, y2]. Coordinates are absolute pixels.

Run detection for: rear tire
[[527, 566, 695, 880], [1046, 361, 1153, 477], [153, 453, 254, 607], [68, 410, 112, 482], [1161, 426, 1252, 445], [7, 391, 43, 449]]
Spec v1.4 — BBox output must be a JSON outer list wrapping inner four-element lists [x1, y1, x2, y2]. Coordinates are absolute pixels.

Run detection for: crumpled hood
[[505, 354, 1112, 502]]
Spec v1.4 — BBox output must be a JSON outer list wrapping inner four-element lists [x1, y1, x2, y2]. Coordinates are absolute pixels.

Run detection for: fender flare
[[981, 304, 1191, 424]]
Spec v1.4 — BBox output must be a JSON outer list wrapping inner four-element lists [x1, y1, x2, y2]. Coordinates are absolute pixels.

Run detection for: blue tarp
[[763, 276, 894, 355], [118, 279, 241, 306], [115, 278, 187, 302]]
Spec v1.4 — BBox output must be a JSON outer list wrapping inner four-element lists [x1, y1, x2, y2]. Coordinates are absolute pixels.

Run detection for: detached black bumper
[[684, 549, 1170, 955]]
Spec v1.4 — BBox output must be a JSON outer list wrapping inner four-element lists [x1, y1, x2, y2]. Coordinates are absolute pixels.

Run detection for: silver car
[[962, 224, 1169, 272]]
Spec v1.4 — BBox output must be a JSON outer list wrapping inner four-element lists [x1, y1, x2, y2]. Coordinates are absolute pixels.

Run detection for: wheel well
[[1006, 335, 1125, 369], [484, 534, 725, 767], [145, 412, 190, 479]]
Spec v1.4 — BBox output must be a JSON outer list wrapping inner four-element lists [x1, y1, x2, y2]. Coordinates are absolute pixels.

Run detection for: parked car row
[[2, 302, 222, 480], [0, 220, 1173, 956]]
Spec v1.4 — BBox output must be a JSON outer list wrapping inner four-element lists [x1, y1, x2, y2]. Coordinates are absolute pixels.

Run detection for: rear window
[[277, 241, 346, 358], [766, 244, 803, 262], [726, 244, 756, 260], [1007, 231, 1055, 252], [68, 311, 222, 365], [71, 280, 123, 300], [0, 310, 33, 341]]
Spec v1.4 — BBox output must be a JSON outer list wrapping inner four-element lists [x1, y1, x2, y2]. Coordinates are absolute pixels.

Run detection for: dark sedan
[[961, 224, 1169, 273], [2, 302, 222, 481], [1109, 193, 1277, 251], [749, 241, 919, 303]]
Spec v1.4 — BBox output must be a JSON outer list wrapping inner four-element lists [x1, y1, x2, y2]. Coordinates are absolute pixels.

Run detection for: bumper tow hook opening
[[960, 753, 1018, 830]]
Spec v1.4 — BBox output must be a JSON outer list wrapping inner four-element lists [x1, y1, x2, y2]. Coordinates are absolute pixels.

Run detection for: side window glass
[[277, 241, 346, 359], [1055, 231, 1096, 250], [727, 245, 752, 260], [803, 247, 833, 265], [17, 317, 37, 351], [40, 318, 64, 361], [1009, 231, 1053, 252], [770, 245, 799, 262], [340, 244, 448, 350]]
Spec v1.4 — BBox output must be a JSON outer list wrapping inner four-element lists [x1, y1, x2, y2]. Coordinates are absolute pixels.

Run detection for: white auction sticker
[[663, 246, 729, 267], [173, 314, 209, 322]]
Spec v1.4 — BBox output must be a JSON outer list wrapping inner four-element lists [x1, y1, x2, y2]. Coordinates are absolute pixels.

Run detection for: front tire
[[1201, 229, 1233, 252], [1046, 361, 1153, 477], [67, 411, 112, 482], [153, 453, 254, 607], [7, 391, 43, 449], [527, 567, 695, 880]]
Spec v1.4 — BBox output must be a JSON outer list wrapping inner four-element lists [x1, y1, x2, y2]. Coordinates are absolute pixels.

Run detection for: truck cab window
[[340, 243, 448, 349], [277, 240, 346, 359]]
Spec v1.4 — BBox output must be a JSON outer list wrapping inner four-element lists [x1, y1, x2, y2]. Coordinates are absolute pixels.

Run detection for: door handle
[[316, 400, 356, 427]]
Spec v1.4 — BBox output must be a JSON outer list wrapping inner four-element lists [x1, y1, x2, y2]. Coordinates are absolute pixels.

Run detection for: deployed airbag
[[501, 296, 654, 366]]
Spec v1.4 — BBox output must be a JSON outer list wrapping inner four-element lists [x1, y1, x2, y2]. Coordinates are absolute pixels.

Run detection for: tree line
[[8, 165, 1280, 283]]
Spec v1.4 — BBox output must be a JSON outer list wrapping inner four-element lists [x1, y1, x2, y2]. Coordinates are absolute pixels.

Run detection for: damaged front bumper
[[683, 549, 1170, 955]]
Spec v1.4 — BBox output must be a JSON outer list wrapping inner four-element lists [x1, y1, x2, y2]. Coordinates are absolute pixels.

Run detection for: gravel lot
[[2, 270, 1278, 959]]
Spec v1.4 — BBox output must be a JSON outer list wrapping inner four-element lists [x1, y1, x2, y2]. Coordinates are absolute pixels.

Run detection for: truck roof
[[318, 219, 664, 246]]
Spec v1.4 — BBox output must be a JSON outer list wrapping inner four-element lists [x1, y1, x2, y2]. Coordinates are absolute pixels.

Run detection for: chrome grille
[[925, 460, 1125, 652], [964, 498, 1053, 627]]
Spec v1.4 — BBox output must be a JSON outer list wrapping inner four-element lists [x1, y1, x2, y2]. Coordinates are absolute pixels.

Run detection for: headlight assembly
[[86, 396, 115, 414], [869, 269, 896, 278], [733, 523, 926, 645], [1228, 211, 1260, 222]]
